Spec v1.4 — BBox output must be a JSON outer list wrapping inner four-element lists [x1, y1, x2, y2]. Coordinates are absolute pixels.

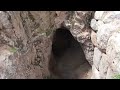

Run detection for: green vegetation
[[113, 74, 120, 79], [9, 47, 17, 53]]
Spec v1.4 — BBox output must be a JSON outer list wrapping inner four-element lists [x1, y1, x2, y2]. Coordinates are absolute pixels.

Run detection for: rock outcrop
[[64, 11, 95, 65], [1, 11, 119, 79], [0, 11, 56, 79], [91, 11, 120, 79], [56, 11, 120, 79], [0, 11, 95, 79]]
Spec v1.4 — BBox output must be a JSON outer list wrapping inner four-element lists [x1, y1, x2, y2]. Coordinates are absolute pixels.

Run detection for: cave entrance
[[49, 27, 92, 79]]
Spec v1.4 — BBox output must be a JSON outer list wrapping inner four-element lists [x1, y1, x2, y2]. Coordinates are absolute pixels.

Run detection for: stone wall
[[90, 11, 120, 79]]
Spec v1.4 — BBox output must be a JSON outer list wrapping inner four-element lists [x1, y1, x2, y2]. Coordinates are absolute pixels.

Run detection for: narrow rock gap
[[49, 27, 92, 79]]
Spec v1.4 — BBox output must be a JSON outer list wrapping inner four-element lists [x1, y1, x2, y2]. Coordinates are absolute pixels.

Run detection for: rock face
[[55, 11, 120, 79], [1, 11, 119, 79], [0, 11, 95, 79], [53, 11, 95, 66], [0, 11, 56, 79], [90, 11, 120, 79], [64, 11, 95, 65]]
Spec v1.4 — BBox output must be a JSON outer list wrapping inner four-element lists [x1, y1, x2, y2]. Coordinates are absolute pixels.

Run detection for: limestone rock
[[99, 54, 109, 79], [0, 45, 14, 79], [90, 19, 98, 31], [91, 30, 97, 46], [106, 31, 120, 73], [91, 65, 100, 79], [0, 11, 56, 79], [97, 21, 120, 50], [94, 11, 104, 20], [93, 47, 102, 70], [91, 19, 104, 31], [106, 67, 117, 79], [55, 11, 70, 28], [64, 11, 95, 65], [81, 41, 94, 65], [91, 11, 120, 79], [102, 11, 120, 24], [91, 11, 120, 50]]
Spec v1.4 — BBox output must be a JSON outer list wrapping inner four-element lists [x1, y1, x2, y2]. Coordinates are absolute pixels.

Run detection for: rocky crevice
[[0, 11, 56, 79], [0, 11, 120, 79], [49, 27, 92, 79]]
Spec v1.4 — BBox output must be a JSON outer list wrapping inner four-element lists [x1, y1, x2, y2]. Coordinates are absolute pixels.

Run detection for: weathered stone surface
[[0, 11, 94, 79], [97, 23, 113, 50], [106, 67, 117, 79], [64, 11, 95, 65], [82, 41, 94, 65], [0, 11, 56, 79], [91, 11, 120, 79], [91, 30, 97, 46], [94, 11, 104, 20], [91, 11, 120, 50], [106, 31, 120, 73], [102, 12, 120, 24], [91, 65, 100, 79], [54, 11, 95, 67], [4, 11, 120, 79], [90, 19, 98, 31], [55, 11, 69, 28], [99, 54, 109, 79], [93, 47, 102, 70], [91, 19, 104, 31], [97, 21, 120, 50], [0, 45, 14, 79]]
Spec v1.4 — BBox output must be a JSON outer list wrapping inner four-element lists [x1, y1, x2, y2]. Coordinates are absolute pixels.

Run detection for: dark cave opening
[[49, 27, 92, 79]]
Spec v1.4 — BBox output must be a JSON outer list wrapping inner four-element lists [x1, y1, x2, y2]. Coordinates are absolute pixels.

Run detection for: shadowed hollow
[[49, 27, 92, 79]]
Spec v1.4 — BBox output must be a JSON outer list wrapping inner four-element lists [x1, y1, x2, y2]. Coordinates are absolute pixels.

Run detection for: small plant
[[113, 74, 120, 79], [9, 47, 17, 53]]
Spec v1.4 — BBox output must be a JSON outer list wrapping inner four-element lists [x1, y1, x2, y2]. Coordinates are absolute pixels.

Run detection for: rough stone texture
[[55, 11, 70, 28], [99, 54, 109, 79], [106, 31, 120, 73], [94, 11, 104, 20], [91, 11, 120, 50], [53, 11, 120, 79], [106, 67, 117, 79], [0, 11, 56, 79], [91, 65, 100, 79], [81, 41, 94, 65], [90, 19, 98, 31], [54, 11, 95, 65], [91, 11, 120, 79], [2, 11, 120, 79], [64, 11, 95, 65], [91, 30, 97, 46], [97, 22, 120, 50], [93, 47, 102, 70], [91, 19, 104, 31], [0, 11, 94, 79]]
